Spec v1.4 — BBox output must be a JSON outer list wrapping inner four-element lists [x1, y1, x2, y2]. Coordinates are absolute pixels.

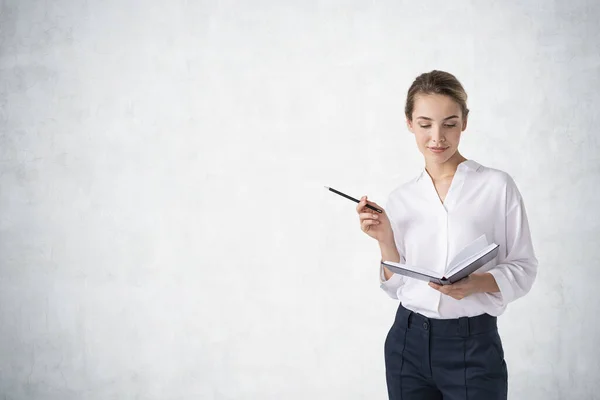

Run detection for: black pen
[[324, 186, 383, 213]]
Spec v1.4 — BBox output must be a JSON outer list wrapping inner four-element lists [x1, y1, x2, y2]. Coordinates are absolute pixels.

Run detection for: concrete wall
[[1, 1, 599, 398]]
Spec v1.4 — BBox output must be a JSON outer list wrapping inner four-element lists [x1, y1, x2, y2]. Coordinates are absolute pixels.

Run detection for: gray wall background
[[1, 0, 599, 399]]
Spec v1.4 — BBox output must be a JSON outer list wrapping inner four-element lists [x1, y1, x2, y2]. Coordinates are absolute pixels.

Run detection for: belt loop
[[458, 317, 469, 337], [397, 303, 413, 328]]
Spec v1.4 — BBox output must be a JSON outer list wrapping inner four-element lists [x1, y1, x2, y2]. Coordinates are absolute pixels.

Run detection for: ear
[[462, 116, 468, 131], [406, 118, 415, 133]]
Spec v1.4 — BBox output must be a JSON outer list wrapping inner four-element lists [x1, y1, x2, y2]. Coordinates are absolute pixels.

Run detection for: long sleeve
[[378, 197, 407, 299], [485, 178, 538, 307], [379, 258, 406, 299]]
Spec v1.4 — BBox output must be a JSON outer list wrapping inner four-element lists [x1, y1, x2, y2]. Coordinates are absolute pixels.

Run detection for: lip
[[428, 147, 448, 153]]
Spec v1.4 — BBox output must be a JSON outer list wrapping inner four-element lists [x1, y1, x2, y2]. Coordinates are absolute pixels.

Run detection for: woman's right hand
[[356, 196, 394, 245]]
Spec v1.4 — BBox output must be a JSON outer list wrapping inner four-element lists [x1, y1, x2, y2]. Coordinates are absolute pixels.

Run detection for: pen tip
[[324, 186, 329, 189]]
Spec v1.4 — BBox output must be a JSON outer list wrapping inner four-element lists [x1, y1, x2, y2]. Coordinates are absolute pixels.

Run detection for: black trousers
[[384, 303, 508, 400]]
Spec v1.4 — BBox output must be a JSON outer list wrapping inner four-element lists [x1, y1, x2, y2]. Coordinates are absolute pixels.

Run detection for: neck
[[425, 152, 467, 181]]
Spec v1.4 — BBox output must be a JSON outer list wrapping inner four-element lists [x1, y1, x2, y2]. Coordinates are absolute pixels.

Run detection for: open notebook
[[381, 234, 500, 285]]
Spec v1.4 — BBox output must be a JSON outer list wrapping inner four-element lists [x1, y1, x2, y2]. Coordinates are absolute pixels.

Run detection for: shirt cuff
[[379, 263, 404, 298], [485, 268, 515, 307]]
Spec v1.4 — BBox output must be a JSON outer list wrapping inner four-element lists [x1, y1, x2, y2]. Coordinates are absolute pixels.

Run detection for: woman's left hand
[[428, 274, 488, 300]]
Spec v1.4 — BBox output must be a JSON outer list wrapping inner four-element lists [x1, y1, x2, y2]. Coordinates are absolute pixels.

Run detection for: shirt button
[[423, 322, 429, 330]]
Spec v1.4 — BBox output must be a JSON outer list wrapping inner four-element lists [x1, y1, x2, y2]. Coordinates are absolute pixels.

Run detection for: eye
[[419, 125, 431, 128], [444, 124, 457, 128]]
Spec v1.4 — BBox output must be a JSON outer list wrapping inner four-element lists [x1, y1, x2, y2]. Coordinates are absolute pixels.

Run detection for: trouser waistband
[[395, 303, 497, 337]]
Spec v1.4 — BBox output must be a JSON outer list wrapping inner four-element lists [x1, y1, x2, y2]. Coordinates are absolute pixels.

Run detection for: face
[[406, 94, 467, 165]]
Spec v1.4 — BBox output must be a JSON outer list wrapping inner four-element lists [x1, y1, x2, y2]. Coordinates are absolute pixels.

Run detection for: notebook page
[[445, 243, 498, 277], [446, 234, 488, 272]]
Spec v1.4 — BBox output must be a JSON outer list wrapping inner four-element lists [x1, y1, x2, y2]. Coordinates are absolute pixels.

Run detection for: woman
[[357, 70, 537, 400]]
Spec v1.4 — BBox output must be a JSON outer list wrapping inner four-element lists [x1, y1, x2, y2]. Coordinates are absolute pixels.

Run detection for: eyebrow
[[416, 115, 459, 121]]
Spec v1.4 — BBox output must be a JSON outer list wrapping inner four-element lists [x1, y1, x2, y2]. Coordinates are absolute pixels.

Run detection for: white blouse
[[380, 159, 538, 319]]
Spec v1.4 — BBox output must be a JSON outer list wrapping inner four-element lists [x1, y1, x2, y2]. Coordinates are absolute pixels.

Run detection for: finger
[[359, 212, 379, 221], [432, 286, 453, 296], [428, 282, 442, 291], [451, 281, 466, 289], [365, 200, 381, 209], [368, 202, 386, 215], [356, 196, 368, 213], [437, 285, 451, 295], [361, 219, 380, 228], [361, 219, 380, 231]]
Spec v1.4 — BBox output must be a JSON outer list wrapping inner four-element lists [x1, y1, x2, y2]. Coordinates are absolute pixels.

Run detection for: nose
[[431, 127, 445, 144]]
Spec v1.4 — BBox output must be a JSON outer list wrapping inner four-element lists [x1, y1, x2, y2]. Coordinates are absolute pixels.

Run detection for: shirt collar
[[416, 159, 482, 182]]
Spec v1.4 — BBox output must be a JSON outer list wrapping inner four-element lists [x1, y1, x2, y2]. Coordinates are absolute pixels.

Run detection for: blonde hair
[[405, 70, 469, 121]]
